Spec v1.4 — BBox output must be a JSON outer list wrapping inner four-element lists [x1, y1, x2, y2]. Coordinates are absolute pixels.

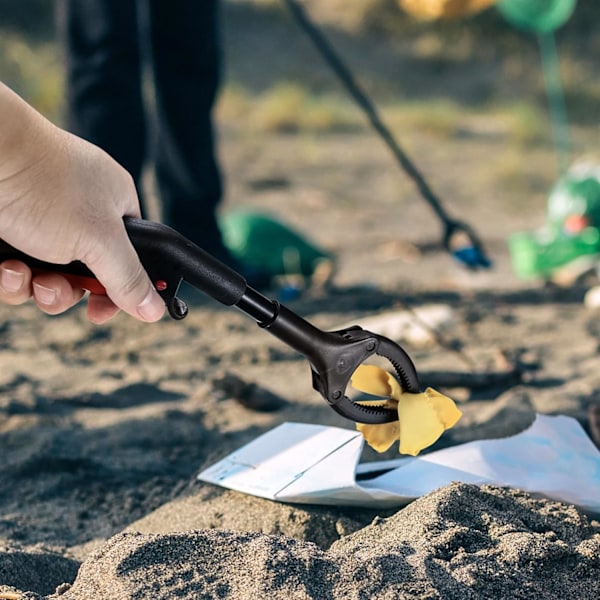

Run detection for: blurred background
[[0, 0, 598, 289], [1, 0, 597, 137]]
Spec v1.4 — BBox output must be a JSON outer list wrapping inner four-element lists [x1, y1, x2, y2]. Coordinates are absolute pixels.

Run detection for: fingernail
[[33, 282, 57, 306], [136, 288, 165, 322], [0, 266, 25, 293]]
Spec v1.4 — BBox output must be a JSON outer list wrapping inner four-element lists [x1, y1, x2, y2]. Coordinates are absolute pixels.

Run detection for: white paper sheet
[[197, 414, 600, 514]]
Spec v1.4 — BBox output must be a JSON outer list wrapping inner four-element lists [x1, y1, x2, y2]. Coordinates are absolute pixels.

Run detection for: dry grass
[[218, 82, 360, 133], [0, 32, 63, 122]]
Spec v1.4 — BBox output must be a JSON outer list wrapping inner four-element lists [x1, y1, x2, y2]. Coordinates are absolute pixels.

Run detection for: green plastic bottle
[[509, 227, 600, 279], [509, 163, 600, 279], [219, 208, 335, 280]]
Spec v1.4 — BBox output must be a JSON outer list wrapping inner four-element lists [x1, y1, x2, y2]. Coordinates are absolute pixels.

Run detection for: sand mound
[[51, 483, 600, 600], [53, 530, 331, 600], [330, 482, 600, 599]]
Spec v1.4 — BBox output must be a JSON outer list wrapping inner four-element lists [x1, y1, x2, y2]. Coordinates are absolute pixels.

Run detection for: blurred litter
[[509, 161, 600, 283], [219, 208, 336, 295], [340, 304, 455, 348]]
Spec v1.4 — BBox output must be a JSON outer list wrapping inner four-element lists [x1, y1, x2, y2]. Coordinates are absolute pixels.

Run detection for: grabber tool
[[0, 218, 419, 424]]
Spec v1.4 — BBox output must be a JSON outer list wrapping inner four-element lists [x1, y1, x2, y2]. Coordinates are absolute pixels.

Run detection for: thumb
[[85, 226, 165, 322]]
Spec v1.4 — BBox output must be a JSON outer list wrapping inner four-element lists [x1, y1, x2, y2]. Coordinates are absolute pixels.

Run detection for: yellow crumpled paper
[[351, 364, 462, 456], [398, 0, 497, 20]]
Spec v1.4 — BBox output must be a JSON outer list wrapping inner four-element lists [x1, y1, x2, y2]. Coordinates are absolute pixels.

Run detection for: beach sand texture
[[2, 1, 600, 598]]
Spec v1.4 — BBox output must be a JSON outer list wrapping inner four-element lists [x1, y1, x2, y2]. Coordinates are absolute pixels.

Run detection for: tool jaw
[[306, 327, 420, 425]]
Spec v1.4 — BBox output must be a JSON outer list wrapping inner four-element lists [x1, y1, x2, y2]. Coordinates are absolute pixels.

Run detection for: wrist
[[0, 83, 55, 189]]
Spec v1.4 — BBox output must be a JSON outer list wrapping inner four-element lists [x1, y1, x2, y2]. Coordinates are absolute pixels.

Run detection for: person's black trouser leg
[[58, 0, 147, 198], [148, 0, 224, 250], [59, 0, 228, 257]]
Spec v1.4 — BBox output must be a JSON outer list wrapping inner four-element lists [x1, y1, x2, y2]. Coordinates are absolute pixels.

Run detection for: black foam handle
[[0, 218, 248, 308]]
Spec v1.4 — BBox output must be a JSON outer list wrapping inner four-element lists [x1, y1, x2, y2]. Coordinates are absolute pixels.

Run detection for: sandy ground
[[2, 2, 600, 599]]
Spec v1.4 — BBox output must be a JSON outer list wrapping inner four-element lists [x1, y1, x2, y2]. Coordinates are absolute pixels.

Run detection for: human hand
[[0, 83, 165, 324]]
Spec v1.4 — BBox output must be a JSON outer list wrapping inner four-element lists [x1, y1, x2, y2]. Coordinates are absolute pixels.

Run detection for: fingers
[[84, 223, 165, 323], [0, 260, 85, 314], [86, 293, 120, 324], [0, 260, 32, 304], [31, 273, 85, 315]]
